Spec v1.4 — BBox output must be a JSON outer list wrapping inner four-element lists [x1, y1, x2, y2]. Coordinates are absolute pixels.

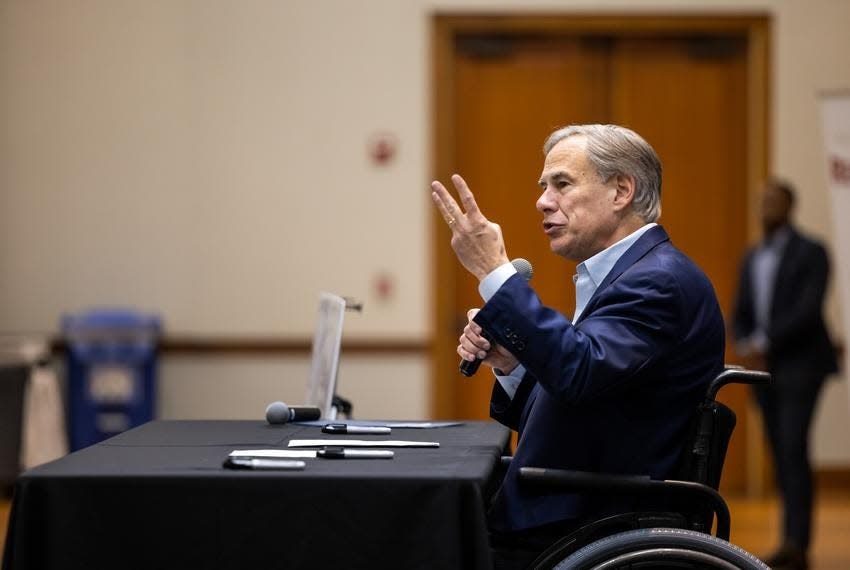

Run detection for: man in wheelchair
[[431, 124, 769, 569]]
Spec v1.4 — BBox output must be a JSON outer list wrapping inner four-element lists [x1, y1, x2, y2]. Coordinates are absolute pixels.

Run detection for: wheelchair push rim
[[550, 527, 768, 570]]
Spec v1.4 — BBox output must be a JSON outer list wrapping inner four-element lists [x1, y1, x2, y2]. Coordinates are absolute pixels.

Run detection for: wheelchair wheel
[[552, 527, 768, 569]]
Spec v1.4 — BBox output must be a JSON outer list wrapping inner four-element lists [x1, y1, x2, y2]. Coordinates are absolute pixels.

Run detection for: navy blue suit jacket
[[732, 226, 837, 381], [474, 225, 725, 532]]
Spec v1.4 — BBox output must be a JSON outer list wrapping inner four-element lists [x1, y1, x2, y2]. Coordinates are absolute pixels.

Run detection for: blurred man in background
[[732, 179, 838, 570]]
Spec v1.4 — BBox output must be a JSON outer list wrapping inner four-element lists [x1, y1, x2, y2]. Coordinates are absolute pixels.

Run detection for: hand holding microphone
[[458, 258, 533, 376]]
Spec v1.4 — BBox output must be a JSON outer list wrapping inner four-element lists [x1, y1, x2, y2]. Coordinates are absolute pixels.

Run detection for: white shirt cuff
[[479, 262, 517, 302], [495, 364, 526, 400], [750, 330, 769, 352]]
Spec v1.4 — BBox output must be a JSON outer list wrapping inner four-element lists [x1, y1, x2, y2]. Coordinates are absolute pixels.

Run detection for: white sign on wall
[[820, 91, 850, 386]]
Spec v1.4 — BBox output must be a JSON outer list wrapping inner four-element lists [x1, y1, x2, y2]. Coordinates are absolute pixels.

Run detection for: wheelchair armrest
[[707, 368, 770, 400], [520, 467, 651, 491], [519, 467, 731, 540]]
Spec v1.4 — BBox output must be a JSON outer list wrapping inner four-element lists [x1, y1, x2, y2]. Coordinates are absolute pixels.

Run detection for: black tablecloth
[[0, 364, 26, 495], [2, 420, 510, 570]]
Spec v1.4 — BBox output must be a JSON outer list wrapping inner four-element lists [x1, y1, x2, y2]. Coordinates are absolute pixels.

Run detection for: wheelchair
[[514, 367, 771, 569]]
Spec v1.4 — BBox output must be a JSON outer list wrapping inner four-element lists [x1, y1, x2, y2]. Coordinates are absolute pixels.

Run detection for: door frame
[[430, 13, 771, 493]]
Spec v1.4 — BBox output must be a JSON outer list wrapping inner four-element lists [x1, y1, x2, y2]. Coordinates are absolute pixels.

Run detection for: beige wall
[[1, 1, 848, 460], [0, 0, 429, 338], [157, 354, 429, 421]]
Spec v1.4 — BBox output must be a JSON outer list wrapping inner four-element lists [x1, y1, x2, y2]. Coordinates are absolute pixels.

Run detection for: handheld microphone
[[265, 401, 322, 424], [460, 258, 533, 377]]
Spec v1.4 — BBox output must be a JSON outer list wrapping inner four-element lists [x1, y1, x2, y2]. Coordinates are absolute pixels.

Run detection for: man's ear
[[612, 173, 636, 211]]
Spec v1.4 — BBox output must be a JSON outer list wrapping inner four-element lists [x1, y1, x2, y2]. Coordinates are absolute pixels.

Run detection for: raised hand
[[430, 174, 510, 280]]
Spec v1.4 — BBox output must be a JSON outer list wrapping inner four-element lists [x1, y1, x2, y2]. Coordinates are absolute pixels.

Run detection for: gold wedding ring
[[447, 217, 455, 225]]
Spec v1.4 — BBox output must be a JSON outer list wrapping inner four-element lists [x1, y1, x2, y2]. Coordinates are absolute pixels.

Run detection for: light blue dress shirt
[[743, 226, 791, 353], [478, 223, 657, 398]]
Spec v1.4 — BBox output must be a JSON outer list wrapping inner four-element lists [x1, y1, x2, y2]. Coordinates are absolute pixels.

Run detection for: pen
[[322, 423, 391, 435], [224, 457, 306, 470], [317, 447, 394, 459]]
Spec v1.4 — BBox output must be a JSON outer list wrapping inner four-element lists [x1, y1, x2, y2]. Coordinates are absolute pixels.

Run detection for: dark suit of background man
[[431, 124, 725, 569], [732, 179, 837, 570]]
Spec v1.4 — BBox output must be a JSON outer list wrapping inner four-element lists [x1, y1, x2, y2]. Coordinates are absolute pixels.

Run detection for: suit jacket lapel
[[772, 227, 801, 311], [773, 228, 800, 288], [575, 225, 671, 325]]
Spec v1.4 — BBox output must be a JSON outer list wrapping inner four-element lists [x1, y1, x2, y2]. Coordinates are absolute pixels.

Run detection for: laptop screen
[[304, 292, 346, 420]]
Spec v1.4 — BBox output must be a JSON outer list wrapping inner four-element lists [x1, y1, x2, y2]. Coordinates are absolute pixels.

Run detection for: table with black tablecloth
[[2, 420, 510, 570]]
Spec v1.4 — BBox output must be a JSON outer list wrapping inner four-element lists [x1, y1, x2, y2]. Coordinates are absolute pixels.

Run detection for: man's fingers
[[458, 333, 488, 360], [431, 180, 462, 228], [460, 324, 490, 352], [432, 175, 488, 227], [457, 344, 478, 362], [430, 192, 453, 227], [465, 308, 482, 335], [451, 174, 481, 217]]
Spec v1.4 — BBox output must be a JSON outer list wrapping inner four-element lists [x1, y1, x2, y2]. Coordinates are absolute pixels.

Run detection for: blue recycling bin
[[63, 309, 161, 450]]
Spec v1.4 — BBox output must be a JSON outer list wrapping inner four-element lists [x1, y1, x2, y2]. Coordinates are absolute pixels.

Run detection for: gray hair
[[543, 124, 662, 222]]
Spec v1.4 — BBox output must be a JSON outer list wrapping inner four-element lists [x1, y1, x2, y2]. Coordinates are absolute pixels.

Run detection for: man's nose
[[536, 189, 554, 213]]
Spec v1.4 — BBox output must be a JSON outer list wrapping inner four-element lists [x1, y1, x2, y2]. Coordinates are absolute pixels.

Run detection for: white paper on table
[[288, 439, 439, 448], [293, 420, 464, 428], [230, 449, 318, 458], [383, 421, 464, 429]]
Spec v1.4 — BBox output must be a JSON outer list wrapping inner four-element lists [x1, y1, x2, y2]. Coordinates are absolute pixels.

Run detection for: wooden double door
[[432, 16, 769, 493]]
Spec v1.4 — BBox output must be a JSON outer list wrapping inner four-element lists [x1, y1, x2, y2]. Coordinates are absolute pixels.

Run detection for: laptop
[[304, 292, 346, 420]]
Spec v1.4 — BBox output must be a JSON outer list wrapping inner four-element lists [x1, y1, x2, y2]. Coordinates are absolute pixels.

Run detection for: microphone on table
[[265, 401, 322, 425], [459, 258, 534, 377]]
